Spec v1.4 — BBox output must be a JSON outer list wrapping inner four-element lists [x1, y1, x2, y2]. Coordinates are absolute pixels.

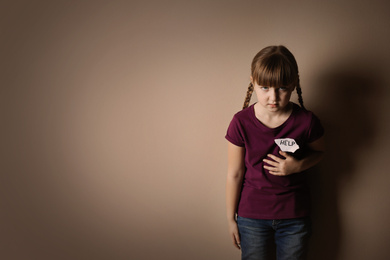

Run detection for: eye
[[279, 87, 288, 91], [260, 86, 269, 91]]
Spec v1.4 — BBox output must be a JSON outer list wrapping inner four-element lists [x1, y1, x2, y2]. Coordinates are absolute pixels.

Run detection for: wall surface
[[2, 0, 390, 259]]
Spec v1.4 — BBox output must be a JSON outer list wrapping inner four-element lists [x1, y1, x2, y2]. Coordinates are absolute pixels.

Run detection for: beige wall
[[2, 0, 390, 259]]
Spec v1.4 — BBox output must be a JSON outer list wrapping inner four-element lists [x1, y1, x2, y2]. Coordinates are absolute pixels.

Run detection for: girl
[[225, 45, 325, 260]]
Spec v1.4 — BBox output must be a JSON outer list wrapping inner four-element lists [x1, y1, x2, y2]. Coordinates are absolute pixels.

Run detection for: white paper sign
[[274, 138, 300, 153]]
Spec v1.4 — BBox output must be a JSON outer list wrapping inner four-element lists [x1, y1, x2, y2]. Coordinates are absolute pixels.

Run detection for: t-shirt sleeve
[[225, 115, 245, 147], [307, 113, 324, 143]]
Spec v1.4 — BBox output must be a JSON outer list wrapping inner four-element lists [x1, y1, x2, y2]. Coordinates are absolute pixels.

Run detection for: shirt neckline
[[250, 102, 296, 132]]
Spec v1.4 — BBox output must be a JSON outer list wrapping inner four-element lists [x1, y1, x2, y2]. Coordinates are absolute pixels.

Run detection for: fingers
[[263, 154, 282, 167], [262, 158, 278, 166], [263, 153, 286, 176], [268, 170, 284, 176], [279, 150, 288, 157], [263, 151, 292, 165], [265, 154, 283, 162], [263, 165, 276, 172], [233, 233, 241, 249], [263, 165, 284, 176], [231, 231, 241, 249], [229, 221, 241, 250], [263, 154, 280, 174]]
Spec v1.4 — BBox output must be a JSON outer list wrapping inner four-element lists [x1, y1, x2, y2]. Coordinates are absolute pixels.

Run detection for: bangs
[[252, 54, 297, 87]]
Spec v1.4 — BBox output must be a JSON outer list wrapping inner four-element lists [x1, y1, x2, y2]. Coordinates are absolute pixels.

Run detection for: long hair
[[242, 45, 305, 110]]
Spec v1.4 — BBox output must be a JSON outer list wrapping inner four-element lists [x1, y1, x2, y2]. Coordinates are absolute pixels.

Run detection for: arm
[[263, 136, 325, 176], [226, 142, 245, 249]]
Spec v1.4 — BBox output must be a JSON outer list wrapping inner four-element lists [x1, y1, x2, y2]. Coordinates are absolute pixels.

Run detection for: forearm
[[226, 174, 243, 221], [226, 142, 245, 221], [297, 150, 324, 172]]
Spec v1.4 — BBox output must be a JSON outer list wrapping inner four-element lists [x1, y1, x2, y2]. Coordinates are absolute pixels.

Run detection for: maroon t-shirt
[[226, 103, 324, 219]]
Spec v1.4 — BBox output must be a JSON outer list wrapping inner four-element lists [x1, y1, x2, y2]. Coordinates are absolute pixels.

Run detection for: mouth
[[268, 104, 278, 108]]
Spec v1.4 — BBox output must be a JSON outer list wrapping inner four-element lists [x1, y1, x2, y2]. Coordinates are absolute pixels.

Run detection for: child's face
[[252, 81, 295, 113]]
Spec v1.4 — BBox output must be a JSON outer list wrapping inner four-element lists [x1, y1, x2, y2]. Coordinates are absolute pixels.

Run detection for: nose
[[269, 88, 278, 102]]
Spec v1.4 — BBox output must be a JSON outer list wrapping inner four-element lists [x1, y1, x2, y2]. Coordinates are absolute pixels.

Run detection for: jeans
[[237, 216, 311, 260]]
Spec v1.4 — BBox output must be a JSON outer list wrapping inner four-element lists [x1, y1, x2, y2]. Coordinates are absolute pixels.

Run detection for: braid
[[296, 76, 305, 110], [242, 82, 254, 110]]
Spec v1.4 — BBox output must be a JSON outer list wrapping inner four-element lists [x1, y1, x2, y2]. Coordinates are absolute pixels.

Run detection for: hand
[[227, 219, 241, 250], [263, 151, 301, 176]]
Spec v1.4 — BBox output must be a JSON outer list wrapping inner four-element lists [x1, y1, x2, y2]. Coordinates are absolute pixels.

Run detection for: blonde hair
[[242, 45, 305, 110]]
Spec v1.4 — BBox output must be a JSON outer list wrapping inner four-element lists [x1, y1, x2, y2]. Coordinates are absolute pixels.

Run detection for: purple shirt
[[226, 103, 324, 219]]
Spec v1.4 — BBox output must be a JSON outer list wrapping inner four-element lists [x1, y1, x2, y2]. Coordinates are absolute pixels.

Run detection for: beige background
[[2, 0, 390, 259]]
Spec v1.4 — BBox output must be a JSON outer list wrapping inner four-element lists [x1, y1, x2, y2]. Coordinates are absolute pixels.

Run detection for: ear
[[250, 76, 254, 84]]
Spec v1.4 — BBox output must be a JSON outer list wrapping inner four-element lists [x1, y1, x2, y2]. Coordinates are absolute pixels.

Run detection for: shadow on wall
[[307, 59, 385, 260]]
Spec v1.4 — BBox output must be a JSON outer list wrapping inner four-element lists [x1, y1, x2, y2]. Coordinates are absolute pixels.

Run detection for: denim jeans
[[237, 216, 311, 260]]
